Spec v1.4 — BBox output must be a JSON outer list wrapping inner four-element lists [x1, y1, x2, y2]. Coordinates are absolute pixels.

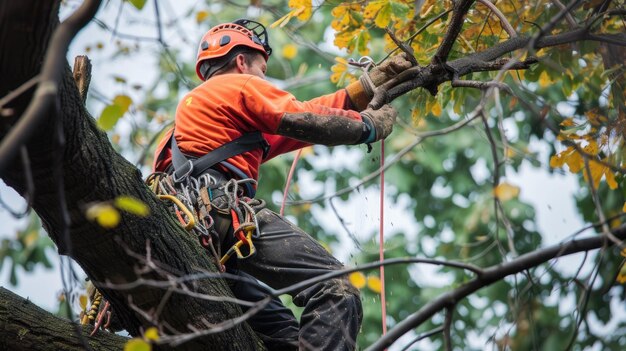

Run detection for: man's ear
[[235, 54, 247, 73]]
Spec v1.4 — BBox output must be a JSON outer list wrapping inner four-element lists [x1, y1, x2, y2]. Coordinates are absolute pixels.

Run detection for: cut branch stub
[[72, 55, 92, 104]]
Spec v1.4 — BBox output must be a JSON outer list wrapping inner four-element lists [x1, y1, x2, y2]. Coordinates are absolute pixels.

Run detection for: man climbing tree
[[1, 0, 625, 350], [151, 19, 412, 350]]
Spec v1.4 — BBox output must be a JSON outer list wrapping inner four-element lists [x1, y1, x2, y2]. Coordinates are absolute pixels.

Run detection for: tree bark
[[0, 2, 263, 349], [0, 287, 127, 351]]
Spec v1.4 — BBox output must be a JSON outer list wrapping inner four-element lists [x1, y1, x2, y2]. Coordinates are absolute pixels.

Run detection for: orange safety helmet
[[195, 19, 272, 80]]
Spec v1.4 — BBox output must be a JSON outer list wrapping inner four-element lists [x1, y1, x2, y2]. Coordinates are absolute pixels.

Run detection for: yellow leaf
[[431, 101, 442, 117], [288, 0, 312, 21], [79, 294, 88, 311], [364, 1, 386, 19], [623, 202, 626, 213], [124, 338, 151, 351], [86, 203, 120, 229], [113, 94, 133, 113], [144, 327, 159, 341], [114, 196, 150, 217], [367, 276, 382, 293], [550, 153, 565, 169], [560, 118, 576, 127], [493, 182, 520, 202], [195, 10, 208, 24], [583, 140, 599, 156], [23, 230, 38, 247], [374, 3, 392, 28], [617, 263, 626, 284], [349, 272, 366, 289], [605, 168, 617, 190], [282, 44, 298, 60]]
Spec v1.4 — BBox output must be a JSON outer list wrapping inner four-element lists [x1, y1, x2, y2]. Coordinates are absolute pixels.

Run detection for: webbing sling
[[169, 130, 269, 183]]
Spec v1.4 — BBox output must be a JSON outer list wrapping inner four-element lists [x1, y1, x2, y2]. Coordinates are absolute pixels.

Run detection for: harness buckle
[[172, 160, 194, 183]]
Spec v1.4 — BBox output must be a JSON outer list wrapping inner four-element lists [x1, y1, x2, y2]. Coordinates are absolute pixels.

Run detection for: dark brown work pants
[[214, 190, 363, 350]]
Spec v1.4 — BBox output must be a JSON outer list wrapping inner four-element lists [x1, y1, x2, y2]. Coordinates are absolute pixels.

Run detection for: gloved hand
[[359, 104, 398, 143], [346, 53, 414, 111], [367, 53, 415, 88]]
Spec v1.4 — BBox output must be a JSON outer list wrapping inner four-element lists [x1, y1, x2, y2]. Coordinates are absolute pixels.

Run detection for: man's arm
[[276, 105, 397, 146]]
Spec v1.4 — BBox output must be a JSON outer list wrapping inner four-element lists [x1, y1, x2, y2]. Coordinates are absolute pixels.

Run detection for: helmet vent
[[200, 41, 209, 50], [219, 35, 231, 47]]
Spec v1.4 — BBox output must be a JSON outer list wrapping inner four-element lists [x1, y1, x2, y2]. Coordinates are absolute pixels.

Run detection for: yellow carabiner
[[233, 229, 256, 259], [219, 228, 256, 265], [157, 194, 196, 231]]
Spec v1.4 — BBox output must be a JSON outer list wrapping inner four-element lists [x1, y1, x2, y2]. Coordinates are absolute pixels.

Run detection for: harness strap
[[170, 130, 269, 180]]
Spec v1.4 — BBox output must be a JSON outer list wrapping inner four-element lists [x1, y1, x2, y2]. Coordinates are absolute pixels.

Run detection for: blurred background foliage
[[1, 0, 624, 349]]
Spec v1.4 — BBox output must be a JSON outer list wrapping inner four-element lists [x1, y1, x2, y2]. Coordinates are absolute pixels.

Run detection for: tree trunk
[[0, 2, 263, 349], [0, 287, 127, 351]]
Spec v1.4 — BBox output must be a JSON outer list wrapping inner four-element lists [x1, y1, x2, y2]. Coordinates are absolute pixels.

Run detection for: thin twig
[[443, 307, 454, 351], [399, 326, 444, 351], [551, 0, 579, 29], [0, 76, 40, 112], [476, 0, 517, 37]]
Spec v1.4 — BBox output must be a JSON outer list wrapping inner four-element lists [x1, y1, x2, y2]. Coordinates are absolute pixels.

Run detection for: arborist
[[152, 19, 412, 350]]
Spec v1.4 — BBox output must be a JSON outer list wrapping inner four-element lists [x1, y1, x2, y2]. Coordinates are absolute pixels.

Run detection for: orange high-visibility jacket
[[153, 73, 362, 181]]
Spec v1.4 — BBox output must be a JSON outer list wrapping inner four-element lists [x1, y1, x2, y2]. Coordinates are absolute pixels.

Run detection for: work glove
[[359, 104, 398, 144], [346, 53, 415, 110], [367, 53, 415, 88]]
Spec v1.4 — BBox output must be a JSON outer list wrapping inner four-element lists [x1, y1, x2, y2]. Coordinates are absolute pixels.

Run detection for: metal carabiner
[[348, 56, 375, 69]]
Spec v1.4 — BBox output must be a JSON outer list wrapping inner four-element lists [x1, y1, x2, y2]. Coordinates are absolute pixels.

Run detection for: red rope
[[379, 141, 387, 335], [281, 143, 388, 336], [280, 149, 302, 216]]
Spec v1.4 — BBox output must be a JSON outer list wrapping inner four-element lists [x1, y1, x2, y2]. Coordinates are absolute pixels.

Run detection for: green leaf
[[114, 196, 150, 217], [389, 1, 409, 18], [127, 0, 147, 10], [98, 104, 123, 131]]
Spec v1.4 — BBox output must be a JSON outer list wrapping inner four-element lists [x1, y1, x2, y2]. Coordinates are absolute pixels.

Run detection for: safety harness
[[149, 129, 270, 268]]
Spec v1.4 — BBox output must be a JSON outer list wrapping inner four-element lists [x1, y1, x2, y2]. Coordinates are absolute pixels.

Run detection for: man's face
[[240, 53, 267, 79]]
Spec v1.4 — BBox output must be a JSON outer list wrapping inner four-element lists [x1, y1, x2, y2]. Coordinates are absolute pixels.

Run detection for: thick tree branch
[[0, 288, 127, 351], [370, 27, 625, 108], [366, 225, 626, 351]]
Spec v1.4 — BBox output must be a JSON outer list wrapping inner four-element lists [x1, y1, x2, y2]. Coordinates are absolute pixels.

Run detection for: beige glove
[[346, 54, 414, 110], [359, 104, 398, 143]]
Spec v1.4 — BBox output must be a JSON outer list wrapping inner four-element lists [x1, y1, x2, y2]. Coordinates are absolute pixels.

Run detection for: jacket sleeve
[[239, 76, 366, 158], [239, 76, 362, 133]]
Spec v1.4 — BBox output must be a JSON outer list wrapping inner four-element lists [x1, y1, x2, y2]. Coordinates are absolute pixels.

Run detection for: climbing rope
[[379, 142, 387, 336]]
